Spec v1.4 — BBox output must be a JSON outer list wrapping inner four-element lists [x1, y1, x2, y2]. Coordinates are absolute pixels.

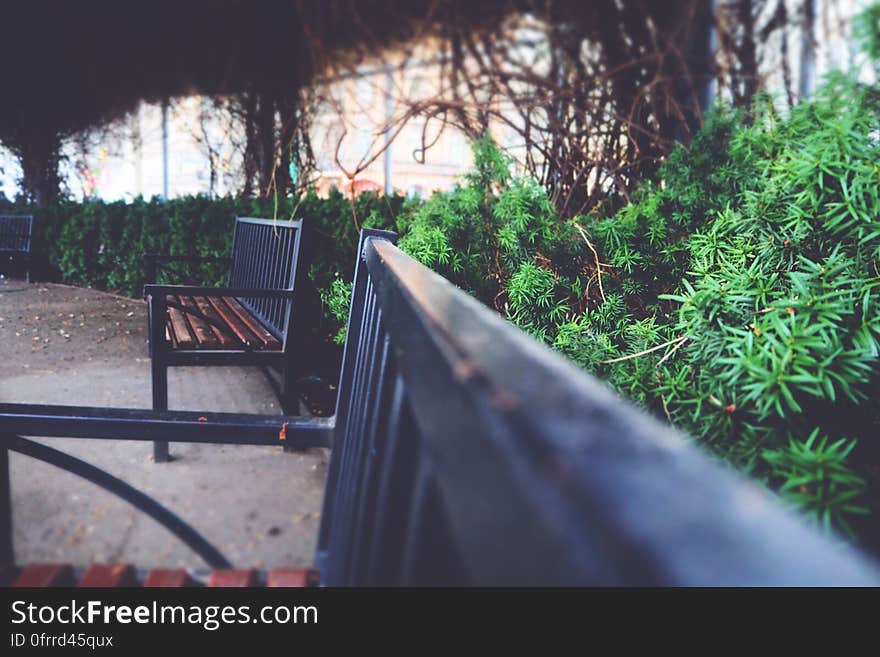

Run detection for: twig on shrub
[[601, 335, 688, 364], [656, 336, 689, 366], [572, 220, 606, 303], [661, 395, 673, 424]]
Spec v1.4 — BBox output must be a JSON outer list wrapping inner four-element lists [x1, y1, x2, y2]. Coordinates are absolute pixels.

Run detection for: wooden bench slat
[[193, 296, 238, 348], [177, 296, 221, 349], [8, 565, 320, 588], [12, 564, 75, 587], [222, 297, 282, 350], [267, 568, 319, 587], [167, 302, 197, 349], [78, 563, 137, 587], [208, 569, 258, 587], [207, 296, 262, 348], [144, 568, 195, 587]]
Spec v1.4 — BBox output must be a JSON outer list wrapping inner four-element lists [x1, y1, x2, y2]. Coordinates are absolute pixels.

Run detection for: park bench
[[144, 216, 307, 461], [2, 229, 880, 586], [0, 214, 33, 282]]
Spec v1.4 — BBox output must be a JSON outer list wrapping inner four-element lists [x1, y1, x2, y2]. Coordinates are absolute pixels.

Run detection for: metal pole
[[706, 0, 719, 109], [0, 440, 13, 566], [383, 66, 394, 196], [798, 0, 816, 99], [161, 98, 169, 199]]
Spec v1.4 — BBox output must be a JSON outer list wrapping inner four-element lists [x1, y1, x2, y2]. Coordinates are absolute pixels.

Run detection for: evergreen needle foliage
[[581, 74, 880, 542]]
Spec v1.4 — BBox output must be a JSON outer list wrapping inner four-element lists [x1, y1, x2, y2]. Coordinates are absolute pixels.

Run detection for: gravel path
[[0, 277, 328, 570]]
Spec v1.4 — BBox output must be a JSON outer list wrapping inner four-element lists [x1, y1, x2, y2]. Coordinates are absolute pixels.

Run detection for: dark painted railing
[[1, 228, 880, 585], [315, 230, 880, 586]]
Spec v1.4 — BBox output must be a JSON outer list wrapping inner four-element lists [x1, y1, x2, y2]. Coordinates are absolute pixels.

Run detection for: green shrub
[[321, 279, 354, 345], [581, 73, 880, 542], [399, 136, 590, 344], [379, 77, 880, 545]]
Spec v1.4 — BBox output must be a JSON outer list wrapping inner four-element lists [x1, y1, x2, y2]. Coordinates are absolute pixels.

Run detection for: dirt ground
[[0, 276, 329, 570]]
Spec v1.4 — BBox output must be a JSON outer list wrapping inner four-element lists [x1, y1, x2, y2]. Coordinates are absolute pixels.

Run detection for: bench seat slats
[[267, 568, 319, 587], [4, 564, 319, 588], [144, 568, 195, 587], [12, 564, 76, 587], [167, 304, 197, 348], [222, 296, 282, 350], [193, 296, 238, 348], [78, 563, 137, 587], [208, 569, 258, 587], [207, 296, 262, 347], [177, 296, 220, 348], [164, 295, 281, 351]]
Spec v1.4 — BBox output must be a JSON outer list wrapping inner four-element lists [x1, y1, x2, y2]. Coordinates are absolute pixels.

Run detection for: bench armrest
[[144, 284, 295, 299]]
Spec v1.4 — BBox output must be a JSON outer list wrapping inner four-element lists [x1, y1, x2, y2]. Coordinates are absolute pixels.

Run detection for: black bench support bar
[[0, 404, 332, 447]]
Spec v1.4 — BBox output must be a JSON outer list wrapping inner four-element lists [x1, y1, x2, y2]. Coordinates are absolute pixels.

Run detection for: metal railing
[[315, 230, 880, 586]]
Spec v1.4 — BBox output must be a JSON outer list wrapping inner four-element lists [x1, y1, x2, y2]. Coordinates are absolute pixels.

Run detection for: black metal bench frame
[[0, 214, 33, 283], [145, 217, 307, 462], [2, 229, 880, 585]]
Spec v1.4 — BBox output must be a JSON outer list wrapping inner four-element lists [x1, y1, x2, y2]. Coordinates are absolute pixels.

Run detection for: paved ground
[[0, 277, 328, 570]]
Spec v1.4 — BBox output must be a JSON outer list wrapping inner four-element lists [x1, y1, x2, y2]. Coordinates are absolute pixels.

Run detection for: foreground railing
[[315, 231, 880, 586], [1, 230, 880, 585]]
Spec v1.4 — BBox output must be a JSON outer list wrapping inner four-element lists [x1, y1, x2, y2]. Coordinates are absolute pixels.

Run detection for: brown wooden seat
[[7, 563, 318, 588], [165, 295, 281, 351]]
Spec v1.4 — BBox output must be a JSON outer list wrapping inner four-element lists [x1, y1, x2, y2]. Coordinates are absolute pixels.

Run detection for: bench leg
[[0, 443, 12, 568], [281, 365, 306, 453], [151, 362, 171, 463], [146, 302, 153, 358], [280, 363, 301, 416]]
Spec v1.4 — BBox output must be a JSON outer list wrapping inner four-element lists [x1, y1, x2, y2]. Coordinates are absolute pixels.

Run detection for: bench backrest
[[227, 217, 304, 343], [0, 215, 33, 253]]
